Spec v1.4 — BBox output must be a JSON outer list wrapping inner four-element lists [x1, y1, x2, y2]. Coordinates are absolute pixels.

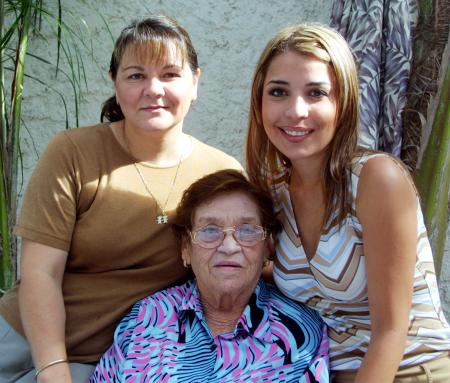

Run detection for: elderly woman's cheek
[[192, 246, 264, 294]]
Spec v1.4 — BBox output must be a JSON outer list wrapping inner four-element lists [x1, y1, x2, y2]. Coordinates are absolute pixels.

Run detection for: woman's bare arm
[[354, 156, 417, 383], [19, 240, 71, 383]]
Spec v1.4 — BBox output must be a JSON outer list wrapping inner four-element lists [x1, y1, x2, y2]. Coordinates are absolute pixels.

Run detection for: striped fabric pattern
[[89, 279, 329, 382], [273, 153, 450, 371], [330, 0, 417, 155]]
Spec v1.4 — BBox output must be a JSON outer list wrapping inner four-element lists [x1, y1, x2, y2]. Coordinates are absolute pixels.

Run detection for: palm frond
[[0, 0, 94, 293]]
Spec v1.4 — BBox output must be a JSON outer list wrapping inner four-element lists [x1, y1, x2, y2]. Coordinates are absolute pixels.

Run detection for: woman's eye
[[237, 224, 256, 235], [128, 73, 144, 80], [196, 225, 222, 242], [163, 72, 181, 79], [310, 89, 328, 98], [200, 226, 221, 235], [268, 88, 287, 97]]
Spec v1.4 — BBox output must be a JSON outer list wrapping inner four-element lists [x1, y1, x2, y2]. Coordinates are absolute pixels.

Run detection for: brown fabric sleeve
[[14, 132, 79, 251]]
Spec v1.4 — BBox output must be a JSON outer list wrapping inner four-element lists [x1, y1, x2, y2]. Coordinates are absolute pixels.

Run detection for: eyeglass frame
[[189, 224, 267, 249]]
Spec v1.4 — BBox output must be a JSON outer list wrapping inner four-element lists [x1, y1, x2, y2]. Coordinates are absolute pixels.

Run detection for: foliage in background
[[416, 49, 449, 277], [0, 0, 89, 294], [401, 0, 450, 276]]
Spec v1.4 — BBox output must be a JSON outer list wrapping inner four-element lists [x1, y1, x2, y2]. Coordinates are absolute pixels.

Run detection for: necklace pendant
[[156, 215, 169, 224]]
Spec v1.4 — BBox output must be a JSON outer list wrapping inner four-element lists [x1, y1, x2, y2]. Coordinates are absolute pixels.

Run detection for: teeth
[[283, 129, 310, 137]]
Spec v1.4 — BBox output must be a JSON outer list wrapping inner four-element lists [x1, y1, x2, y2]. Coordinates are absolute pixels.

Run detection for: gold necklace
[[133, 161, 182, 224], [122, 125, 185, 225]]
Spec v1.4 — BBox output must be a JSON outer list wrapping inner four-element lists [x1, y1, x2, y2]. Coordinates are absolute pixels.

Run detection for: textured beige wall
[[20, 0, 332, 171], [17, 0, 449, 318]]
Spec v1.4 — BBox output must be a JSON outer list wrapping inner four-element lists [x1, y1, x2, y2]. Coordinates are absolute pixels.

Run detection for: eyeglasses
[[190, 224, 266, 249]]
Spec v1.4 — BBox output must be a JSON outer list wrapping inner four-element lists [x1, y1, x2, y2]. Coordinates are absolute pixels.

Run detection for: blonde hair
[[246, 23, 360, 229]]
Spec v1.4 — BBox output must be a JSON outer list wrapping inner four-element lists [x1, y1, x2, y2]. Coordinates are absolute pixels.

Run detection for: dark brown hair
[[172, 169, 281, 242], [101, 15, 199, 122], [246, 23, 360, 229]]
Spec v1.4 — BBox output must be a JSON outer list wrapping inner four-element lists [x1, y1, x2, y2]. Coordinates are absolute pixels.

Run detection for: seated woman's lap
[[0, 315, 32, 383], [331, 354, 450, 383], [14, 364, 95, 383], [0, 315, 95, 383]]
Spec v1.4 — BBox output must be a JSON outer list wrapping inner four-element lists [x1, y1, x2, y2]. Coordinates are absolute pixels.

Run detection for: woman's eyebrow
[[196, 216, 220, 225], [265, 79, 289, 86], [306, 81, 331, 87], [163, 64, 183, 70], [196, 215, 260, 225], [121, 65, 144, 71], [120, 64, 183, 72]]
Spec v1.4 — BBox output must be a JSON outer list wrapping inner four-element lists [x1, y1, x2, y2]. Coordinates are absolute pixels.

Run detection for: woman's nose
[[218, 232, 241, 254], [286, 96, 308, 118], [144, 77, 164, 97]]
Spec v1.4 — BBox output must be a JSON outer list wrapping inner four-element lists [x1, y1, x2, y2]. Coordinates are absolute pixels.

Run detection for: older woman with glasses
[[89, 169, 329, 383]]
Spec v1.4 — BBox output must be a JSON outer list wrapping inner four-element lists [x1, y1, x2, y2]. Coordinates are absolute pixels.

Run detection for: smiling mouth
[[282, 128, 313, 137]]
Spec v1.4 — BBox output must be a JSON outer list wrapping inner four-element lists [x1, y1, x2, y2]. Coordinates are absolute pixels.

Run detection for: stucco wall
[[16, 0, 449, 319], [20, 0, 332, 172]]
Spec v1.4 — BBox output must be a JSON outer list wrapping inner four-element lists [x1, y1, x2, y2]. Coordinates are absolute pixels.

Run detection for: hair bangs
[[120, 36, 187, 69]]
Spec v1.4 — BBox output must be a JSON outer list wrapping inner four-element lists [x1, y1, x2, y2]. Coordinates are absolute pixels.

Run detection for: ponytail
[[101, 95, 124, 122]]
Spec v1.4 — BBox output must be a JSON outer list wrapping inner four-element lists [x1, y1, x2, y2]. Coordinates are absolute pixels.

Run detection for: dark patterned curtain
[[330, 0, 417, 156]]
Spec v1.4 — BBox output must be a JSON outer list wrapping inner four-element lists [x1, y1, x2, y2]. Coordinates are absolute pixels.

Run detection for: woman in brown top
[[0, 15, 241, 383]]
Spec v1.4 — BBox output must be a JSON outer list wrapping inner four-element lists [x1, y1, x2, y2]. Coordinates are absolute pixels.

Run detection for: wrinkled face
[[113, 43, 199, 134], [262, 51, 337, 166], [182, 192, 267, 299]]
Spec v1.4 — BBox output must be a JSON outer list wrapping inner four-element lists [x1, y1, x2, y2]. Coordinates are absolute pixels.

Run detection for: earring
[[183, 259, 190, 268], [263, 259, 270, 268]]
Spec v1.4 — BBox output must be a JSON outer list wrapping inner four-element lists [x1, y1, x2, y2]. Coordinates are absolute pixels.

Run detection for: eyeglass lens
[[194, 224, 265, 247]]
